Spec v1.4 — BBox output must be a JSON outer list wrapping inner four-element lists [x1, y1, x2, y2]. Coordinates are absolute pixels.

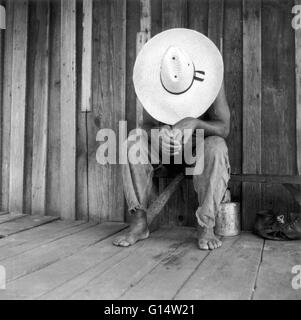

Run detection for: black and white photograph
[[0, 0, 301, 305]]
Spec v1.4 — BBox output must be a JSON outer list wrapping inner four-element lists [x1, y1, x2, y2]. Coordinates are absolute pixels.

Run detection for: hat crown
[[160, 46, 194, 94]]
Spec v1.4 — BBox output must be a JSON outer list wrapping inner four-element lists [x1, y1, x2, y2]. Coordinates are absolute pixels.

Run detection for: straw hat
[[133, 28, 224, 125]]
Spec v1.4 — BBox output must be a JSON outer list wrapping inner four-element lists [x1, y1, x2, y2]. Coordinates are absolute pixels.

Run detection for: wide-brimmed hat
[[133, 28, 224, 125]]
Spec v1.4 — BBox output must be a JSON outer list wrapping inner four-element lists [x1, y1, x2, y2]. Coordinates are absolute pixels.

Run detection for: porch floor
[[0, 214, 300, 300]]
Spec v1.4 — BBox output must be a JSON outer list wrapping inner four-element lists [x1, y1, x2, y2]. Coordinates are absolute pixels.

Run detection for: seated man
[[113, 81, 230, 250]]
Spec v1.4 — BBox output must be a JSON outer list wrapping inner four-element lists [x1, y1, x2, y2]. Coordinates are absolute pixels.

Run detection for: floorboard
[[0, 213, 27, 225], [1, 226, 180, 299], [174, 233, 264, 300], [0, 220, 91, 261], [253, 240, 301, 300], [67, 227, 196, 300], [121, 239, 210, 300], [0, 220, 299, 300], [0, 222, 127, 284], [0, 215, 59, 238]]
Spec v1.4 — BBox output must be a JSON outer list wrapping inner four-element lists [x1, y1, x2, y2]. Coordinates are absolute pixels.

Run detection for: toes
[[112, 236, 125, 246], [113, 235, 132, 247], [211, 239, 222, 249], [118, 240, 131, 247], [198, 240, 209, 250], [208, 241, 215, 250], [215, 240, 220, 248], [112, 234, 136, 247], [199, 239, 222, 250]]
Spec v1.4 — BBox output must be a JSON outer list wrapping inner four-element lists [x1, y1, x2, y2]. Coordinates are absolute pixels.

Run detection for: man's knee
[[204, 136, 228, 161]]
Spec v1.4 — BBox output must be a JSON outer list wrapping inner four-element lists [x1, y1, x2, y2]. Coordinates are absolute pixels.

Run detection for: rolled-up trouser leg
[[193, 136, 230, 228], [122, 129, 159, 214]]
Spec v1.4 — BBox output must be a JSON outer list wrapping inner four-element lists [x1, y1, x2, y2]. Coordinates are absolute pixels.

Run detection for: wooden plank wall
[[0, 0, 299, 229], [9, 0, 28, 213], [60, 0, 76, 220], [88, 0, 126, 222]]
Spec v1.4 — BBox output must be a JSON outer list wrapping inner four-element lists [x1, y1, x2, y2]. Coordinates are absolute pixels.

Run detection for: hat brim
[[133, 28, 224, 125]]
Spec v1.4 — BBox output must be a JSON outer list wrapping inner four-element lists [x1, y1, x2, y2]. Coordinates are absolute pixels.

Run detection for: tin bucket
[[215, 202, 241, 237]]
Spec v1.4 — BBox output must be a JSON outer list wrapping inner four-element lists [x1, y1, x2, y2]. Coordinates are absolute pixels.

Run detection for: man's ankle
[[134, 209, 147, 219], [197, 225, 214, 235], [130, 210, 148, 228]]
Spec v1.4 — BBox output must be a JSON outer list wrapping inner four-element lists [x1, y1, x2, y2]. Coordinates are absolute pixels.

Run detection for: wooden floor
[[0, 213, 300, 300]]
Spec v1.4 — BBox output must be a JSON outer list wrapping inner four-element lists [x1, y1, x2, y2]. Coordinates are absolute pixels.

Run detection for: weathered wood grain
[[46, 0, 61, 216], [81, 0, 92, 112], [1, 225, 133, 300], [188, 0, 208, 34], [0, 223, 300, 300], [122, 238, 209, 299], [253, 240, 301, 300], [76, 0, 89, 220], [0, 2, 3, 211], [0, 0, 13, 213], [208, 0, 224, 51], [175, 233, 264, 300], [0, 220, 88, 259], [283, 183, 301, 206], [162, 0, 187, 30], [231, 174, 301, 184], [296, 0, 301, 175], [23, 0, 35, 215], [223, 0, 243, 209], [151, 0, 162, 37], [224, 0, 242, 174], [125, 0, 140, 134], [59, 228, 195, 300], [3, 224, 182, 300], [88, 0, 126, 222], [135, 0, 151, 128], [242, 0, 262, 229], [0, 213, 27, 225], [31, 1, 50, 215], [140, 0, 151, 36], [9, 0, 28, 213], [261, 0, 298, 216], [135, 31, 147, 128], [243, 0, 261, 175], [0, 222, 127, 284], [0, 214, 58, 238], [60, 0, 76, 219], [262, 0, 296, 176]]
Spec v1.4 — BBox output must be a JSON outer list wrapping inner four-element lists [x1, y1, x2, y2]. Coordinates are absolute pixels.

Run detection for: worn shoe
[[254, 210, 301, 241]]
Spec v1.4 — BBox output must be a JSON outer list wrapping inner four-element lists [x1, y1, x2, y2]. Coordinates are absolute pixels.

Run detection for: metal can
[[214, 202, 241, 237]]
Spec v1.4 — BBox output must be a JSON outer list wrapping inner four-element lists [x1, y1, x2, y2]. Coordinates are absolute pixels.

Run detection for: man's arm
[[172, 81, 231, 144], [195, 81, 230, 138]]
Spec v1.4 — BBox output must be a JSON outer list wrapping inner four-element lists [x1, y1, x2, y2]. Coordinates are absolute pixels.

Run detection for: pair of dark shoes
[[254, 210, 301, 241]]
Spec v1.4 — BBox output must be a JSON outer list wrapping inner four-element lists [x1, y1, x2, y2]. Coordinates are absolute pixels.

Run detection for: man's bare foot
[[113, 210, 149, 247], [197, 225, 222, 250]]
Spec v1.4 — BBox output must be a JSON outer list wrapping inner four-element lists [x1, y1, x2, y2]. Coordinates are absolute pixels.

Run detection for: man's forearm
[[194, 119, 230, 138]]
